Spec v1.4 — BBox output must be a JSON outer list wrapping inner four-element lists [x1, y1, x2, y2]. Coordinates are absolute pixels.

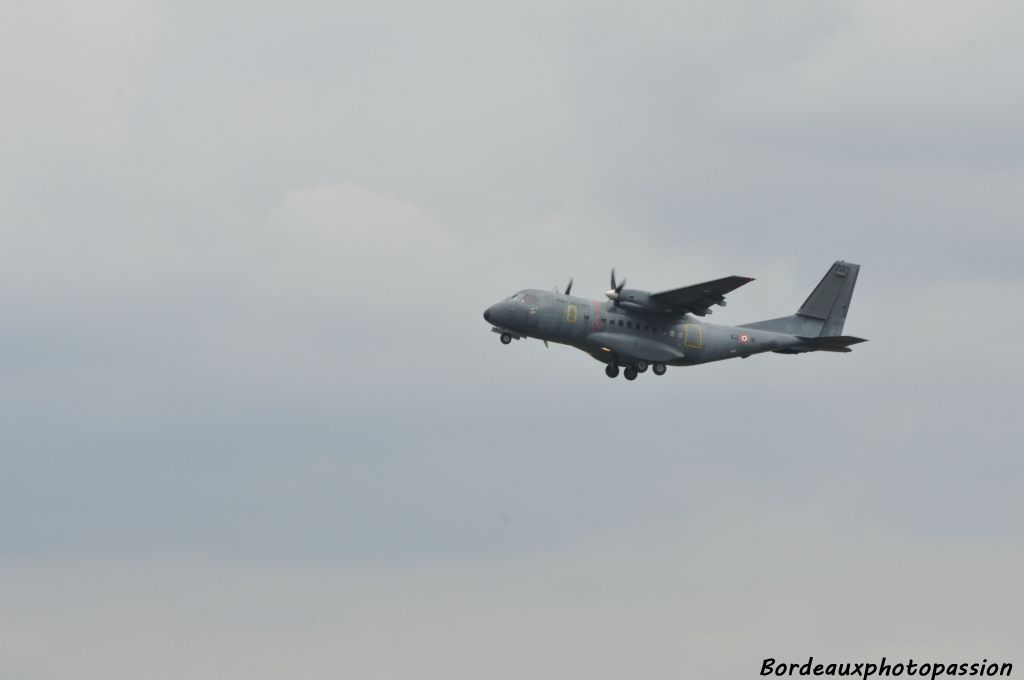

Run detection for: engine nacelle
[[605, 288, 671, 312]]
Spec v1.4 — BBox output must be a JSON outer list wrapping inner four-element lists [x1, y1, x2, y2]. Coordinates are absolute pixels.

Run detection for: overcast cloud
[[1, 1, 1022, 678]]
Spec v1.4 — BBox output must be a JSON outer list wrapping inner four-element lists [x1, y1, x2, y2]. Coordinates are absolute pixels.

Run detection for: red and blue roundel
[[739, 333, 750, 343]]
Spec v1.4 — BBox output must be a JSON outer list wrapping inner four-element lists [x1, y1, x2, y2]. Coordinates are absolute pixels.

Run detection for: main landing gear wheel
[[636, 360, 648, 373], [623, 367, 638, 381], [605, 364, 620, 378], [652, 363, 667, 376], [500, 333, 512, 344]]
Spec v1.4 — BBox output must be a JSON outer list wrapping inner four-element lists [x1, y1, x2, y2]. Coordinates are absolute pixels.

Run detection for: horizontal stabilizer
[[775, 335, 868, 354]]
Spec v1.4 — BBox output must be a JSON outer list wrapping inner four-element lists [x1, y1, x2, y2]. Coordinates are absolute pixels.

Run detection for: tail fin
[[797, 261, 859, 336], [741, 261, 860, 337]]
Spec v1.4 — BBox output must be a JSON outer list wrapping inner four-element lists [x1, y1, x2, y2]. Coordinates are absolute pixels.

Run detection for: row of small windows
[[597, 317, 684, 336]]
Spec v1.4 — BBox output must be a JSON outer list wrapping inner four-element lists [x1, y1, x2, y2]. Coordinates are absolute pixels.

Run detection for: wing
[[649, 275, 754, 316]]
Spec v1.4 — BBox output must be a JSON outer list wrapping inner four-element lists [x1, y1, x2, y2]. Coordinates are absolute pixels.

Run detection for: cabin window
[[618, 320, 623, 327]]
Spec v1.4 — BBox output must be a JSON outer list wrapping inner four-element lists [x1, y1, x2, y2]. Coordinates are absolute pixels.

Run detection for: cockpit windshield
[[503, 291, 541, 304]]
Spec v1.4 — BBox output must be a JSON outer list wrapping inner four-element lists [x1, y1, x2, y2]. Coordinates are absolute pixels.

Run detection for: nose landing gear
[[500, 333, 512, 344]]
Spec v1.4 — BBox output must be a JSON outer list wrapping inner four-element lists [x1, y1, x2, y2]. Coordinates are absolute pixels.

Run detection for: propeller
[[607, 268, 626, 303]]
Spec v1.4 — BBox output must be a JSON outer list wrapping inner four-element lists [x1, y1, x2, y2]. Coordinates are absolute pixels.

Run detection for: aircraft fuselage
[[483, 289, 804, 370]]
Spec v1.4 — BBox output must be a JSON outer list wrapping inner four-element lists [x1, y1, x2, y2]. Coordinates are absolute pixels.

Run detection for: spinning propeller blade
[[607, 268, 626, 303]]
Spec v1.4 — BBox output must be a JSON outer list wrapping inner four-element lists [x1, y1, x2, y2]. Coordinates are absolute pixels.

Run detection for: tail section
[[741, 261, 861, 338], [774, 335, 868, 354], [796, 261, 859, 336]]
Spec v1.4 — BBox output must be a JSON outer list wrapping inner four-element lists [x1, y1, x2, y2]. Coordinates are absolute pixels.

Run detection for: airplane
[[483, 260, 866, 380]]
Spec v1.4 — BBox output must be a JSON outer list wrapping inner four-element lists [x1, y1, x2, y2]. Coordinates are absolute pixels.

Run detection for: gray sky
[[2, 1, 1023, 678]]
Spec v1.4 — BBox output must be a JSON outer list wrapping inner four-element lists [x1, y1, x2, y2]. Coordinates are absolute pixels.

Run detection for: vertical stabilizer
[[739, 261, 860, 337], [797, 261, 859, 336]]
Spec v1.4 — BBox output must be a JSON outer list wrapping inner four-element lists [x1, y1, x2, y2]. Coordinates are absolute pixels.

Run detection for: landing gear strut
[[652, 363, 667, 376], [605, 364, 620, 378], [623, 367, 638, 381], [500, 333, 512, 345]]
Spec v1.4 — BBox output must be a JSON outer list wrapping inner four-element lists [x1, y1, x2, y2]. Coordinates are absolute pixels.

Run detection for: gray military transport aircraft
[[483, 261, 865, 380]]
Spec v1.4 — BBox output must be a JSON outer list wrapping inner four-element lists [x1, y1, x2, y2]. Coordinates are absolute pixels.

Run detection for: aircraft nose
[[483, 307, 492, 322]]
